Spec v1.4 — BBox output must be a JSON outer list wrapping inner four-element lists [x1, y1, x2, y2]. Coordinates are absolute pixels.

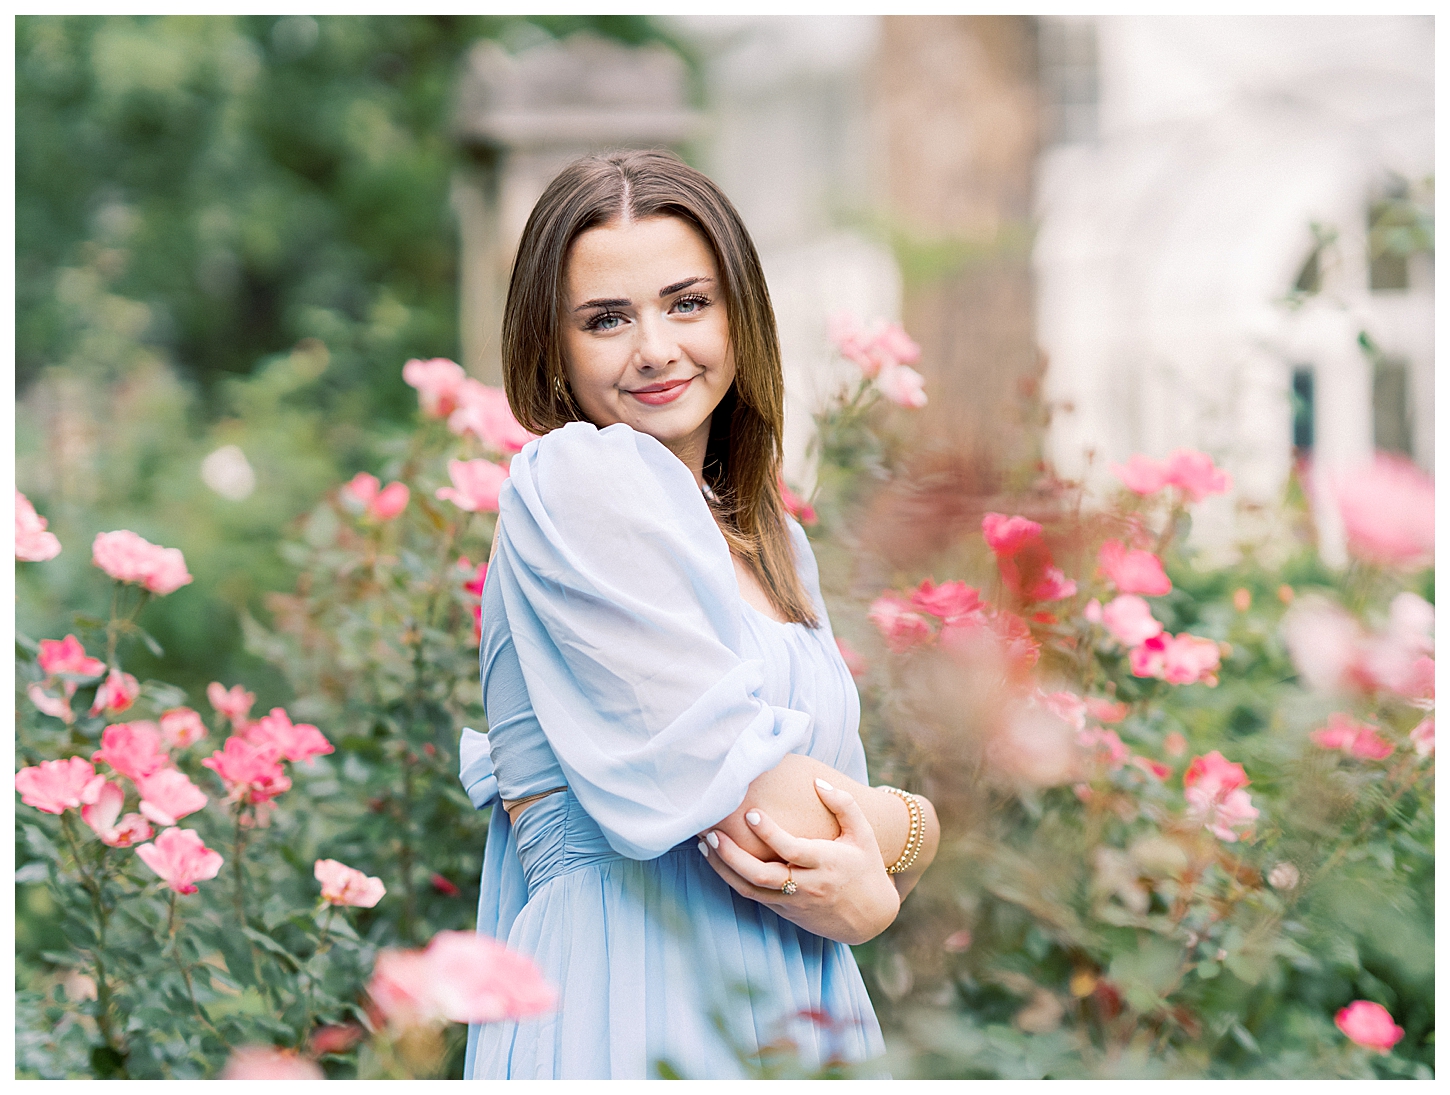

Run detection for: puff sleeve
[[490, 421, 812, 859]]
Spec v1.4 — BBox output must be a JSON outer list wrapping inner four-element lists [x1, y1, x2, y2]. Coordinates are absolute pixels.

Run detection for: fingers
[[706, 829, 792, 896], [812, 778, 875, 849], [739, 808, 822, 869]]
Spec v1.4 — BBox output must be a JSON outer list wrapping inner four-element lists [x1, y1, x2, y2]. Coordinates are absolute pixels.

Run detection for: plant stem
[[60, 814, 128, 1073]]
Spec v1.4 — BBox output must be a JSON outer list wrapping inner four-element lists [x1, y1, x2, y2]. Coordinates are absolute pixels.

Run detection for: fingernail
[[815, 778, 834, 791], [697, 839, 709, 858], [706, 831, 720, 849], [745, 810, 761, 825]]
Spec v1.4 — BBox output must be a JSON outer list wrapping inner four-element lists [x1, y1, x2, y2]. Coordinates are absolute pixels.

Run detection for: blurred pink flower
[[15, 757, 106, 814], [28, 683, 74, 722], [986, 701, 1083, 787], [342, 473, 410, 522], [1078, 727, 1129, 770], [1110, 454, 1170, 495], [1030, 566, 1077, 602], [1163, 731, 1187, 757], [81, 781, 154, 847], [246, 708, 334, 763], [448, 380, 537, 455], [1085, 696, 1129, 724], [92, 530, 192, 595], [1409, 716, 1433, 758], [135, 767, 209, 826], [1310, 713, 1394, 761], [158, 707, 208, 750], [868, 592, 933, 652], [1130, 633, 1220, 686], [1183, 750, 1257, 841], [982, 513, 1042, 556], [1282, 593, 1433, 701], [221, 1046, 325, 1080], [1083, 598, 1103, 623], [1232, 588, 1252, 612], [436, 458, 510, 513], [941, 608, 1042, 679], [1099, 594, 1164, 646], [1331, 454, 1433, 569], [38, 635, 105, 679], [1130, 756, 1171, 781], [431, 872, 462, 897], [461, 557, 489, 597], [875, 361, 928, 408], [202, 736, 292, 804], [16, 490, 62, 561], [943, 930, 973, 953], [778, 476, 817, 525], [310, 1023, 365, 1056], [135, 826, 224, 895], [1163, 449, 1233, 503], [835, 637, 868, 678], [402, 357, 467, 419], [909, 579, 984, 622], [89, 668, 140, 717], [827, 312, 921, 379], [1039, 690, 1086, 731], [92, 721, 169, 781], [369, 930, 557, 1027], [315, 858, 386, 908], [1335, 1000, 1404, 1054], [1098, 540, 1172, 596], [207, 682, 255, 729]]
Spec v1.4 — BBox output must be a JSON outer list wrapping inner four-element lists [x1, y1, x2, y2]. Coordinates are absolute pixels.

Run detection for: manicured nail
[[697, 839, 709, 858], [706, 831, 720, 849], [745, 810, 761, 825], [815, 778, 834, 791]]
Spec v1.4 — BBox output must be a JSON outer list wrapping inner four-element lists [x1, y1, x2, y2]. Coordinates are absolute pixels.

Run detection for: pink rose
[[982, 513, 1043, 556], [315, 858, 386, 908], [1130, 756, 1171, 781], [1183, 750, 1249, 797], [368, 930, 558, 1027], [1308, 711, 1361, 751], [909, 579, 984, 622], [135, 767, 209, 826], [135, 827, 224, 895], [1030, 566, 1077, 602], [1039, 690, 1086, 732], [875, 361, 928, 408], [91, 530, 192, 595], [1084, 697, 1129, 724], [1098, 540, 1172, 596], [402, 357, 467, 419], [827, 312, 921, 379], [1163, 449, 1233, 503], [1078, 727, 1129, 770], [1409, 716, 1433, 758], [778, 476, 817, 526], [1183, 750, 1257, 842], [89, 668, 140, 717], [835, 637, 868, 679], [1109, 454, 1170, 496], [448, 380, 536, 455], [1334, 1000, 1404, 1054], [28, 683, 74, 723], [16, 491, 62, 561], [461, 558, 488, 597], [436, 458, 510, 514], [92, 721, 169, 781], [38, 635, 106, 679], [1331, 454, 1433, 570], [201, 736, 292, 804], [207, 682, 255, 729], [80, 781, 154, 847], [158, 707, 208, 750], [15, 757, 106, 814], [245, 708, 334, 763], [1282, 593, 1434, 700], [221, 1047, 325, 1080], [986, 701, 1082, 787], [342, 473, 411, 522], [867, 592, 933, 652], [1098, 595, 1164, 646], [1163, 731, 1187, 757], [1159, 633, 1221, 686]]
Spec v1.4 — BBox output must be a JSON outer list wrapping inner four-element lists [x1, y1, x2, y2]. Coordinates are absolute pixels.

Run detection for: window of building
[[1367, 177, 1432, 293], [1038, 17, 1098, 145], [1372, 355, 1413, 455], [1291, 366, 1315, 454]]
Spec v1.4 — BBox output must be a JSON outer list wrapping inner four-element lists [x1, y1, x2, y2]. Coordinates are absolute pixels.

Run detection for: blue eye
[[673, 294, 711, 315], [586, 312, 625, 332]]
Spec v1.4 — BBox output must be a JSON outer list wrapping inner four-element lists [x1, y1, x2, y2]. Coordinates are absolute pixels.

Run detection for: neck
[[662, 418, 712, 488]]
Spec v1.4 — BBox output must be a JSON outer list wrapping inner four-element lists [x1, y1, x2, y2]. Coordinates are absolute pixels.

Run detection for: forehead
[[564, 215, 718, 292]]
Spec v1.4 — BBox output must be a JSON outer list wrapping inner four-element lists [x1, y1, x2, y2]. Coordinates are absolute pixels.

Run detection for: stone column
[[450, 34, 699, 384]]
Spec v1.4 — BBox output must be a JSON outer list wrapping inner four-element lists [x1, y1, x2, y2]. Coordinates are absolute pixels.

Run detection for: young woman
[[459, 149, 939, 1079]]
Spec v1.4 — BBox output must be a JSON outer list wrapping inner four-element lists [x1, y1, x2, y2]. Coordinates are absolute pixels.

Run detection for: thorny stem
[[60, 814, 128, 1073], [166, 892, 221, 1038], [297, 904, 338, 1050]]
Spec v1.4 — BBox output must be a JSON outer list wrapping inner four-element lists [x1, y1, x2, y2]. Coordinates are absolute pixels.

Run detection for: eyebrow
[[573, 276, 714, 312]]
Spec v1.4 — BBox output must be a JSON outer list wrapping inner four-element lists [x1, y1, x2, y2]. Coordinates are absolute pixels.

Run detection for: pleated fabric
[[461, 422, 885, 1079]]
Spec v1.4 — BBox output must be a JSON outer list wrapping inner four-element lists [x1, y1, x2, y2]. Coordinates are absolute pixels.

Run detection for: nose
[[633, 312, 681, 372]]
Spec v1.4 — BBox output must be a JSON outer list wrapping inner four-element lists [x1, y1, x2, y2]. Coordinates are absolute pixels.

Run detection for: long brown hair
[[501, 149, 818, 627]]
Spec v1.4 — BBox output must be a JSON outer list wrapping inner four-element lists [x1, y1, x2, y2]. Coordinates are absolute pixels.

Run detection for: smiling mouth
[[626, 376, 694, 406]]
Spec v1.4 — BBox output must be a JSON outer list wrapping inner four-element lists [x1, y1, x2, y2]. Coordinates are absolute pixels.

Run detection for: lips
[[626, 376, 694, 406]]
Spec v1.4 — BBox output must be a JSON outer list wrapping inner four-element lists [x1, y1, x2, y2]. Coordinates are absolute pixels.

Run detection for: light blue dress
[[458, 422, 886, 1080]]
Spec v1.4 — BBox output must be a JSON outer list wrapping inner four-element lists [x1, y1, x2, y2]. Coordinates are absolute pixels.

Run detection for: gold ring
[[781, 869, 797, 896]]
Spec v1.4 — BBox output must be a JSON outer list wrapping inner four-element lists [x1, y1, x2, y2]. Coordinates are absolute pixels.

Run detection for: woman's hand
[[699, 778, 900, 945]]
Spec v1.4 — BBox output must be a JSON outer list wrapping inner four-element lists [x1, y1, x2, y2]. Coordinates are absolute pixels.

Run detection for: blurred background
[[13, 14, 1436, 1079]]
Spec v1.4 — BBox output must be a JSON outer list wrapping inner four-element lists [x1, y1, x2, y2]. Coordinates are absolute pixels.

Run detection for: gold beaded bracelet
[[877, 785, 924, 875]]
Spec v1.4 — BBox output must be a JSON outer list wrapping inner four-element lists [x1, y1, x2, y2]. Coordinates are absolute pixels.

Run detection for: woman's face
[[560, 215, 735, 479]]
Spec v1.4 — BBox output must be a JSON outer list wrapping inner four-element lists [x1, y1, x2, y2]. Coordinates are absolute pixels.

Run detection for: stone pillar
[[450, 34, 700, 384]]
